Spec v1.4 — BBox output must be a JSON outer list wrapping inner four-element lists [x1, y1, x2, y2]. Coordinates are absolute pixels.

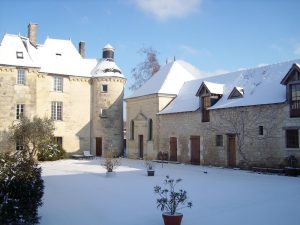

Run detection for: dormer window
[[228, 87, 244, 99], [56, 53, 62, 56], [16, 51, 23, 59], [281, 64, 300, 117], [196, 81, 224, 122], [290, 84, 300, 117]]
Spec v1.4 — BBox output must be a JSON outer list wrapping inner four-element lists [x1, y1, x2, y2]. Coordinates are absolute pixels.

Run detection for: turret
[[91, 44, 126, 157]]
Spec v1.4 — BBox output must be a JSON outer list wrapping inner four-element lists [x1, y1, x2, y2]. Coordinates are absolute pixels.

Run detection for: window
[[53, 76, 63, 92], [202, 96, 210, 122], [51, 101, 63, 120], [16, 104, 24, 119], [100, 108, 108, 118], [148, 119, 153, 141], [101, 84, 108, 93], [130, 120, 134, 140], [286, 129, 299, 148], [290, 83, 300, 117], [54, 137, 63, 147], [16, 140, 24, 151], [259, 126, 264, 135], [16, 51, 23, 59], [17, 69, 25, 85], [216, 135, 223, 147]]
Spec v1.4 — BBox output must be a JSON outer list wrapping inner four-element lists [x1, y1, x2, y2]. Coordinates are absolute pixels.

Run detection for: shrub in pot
[[144, 158, 155, 176], [101, 150, 121, 177], [154, 175, 192, 225]]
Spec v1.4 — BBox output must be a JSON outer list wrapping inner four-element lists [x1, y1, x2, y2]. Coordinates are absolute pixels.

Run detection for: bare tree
[[129, 47, 160, 91], [9, 116, 55, 158]]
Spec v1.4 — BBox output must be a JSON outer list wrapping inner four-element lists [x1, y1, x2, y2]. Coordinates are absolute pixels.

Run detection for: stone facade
[[0, 28, 125, 156], [125, 60, 300, 168], [125, 94, 175, 159], [158, 103, 300, 168], [91, 76, 125, 156]]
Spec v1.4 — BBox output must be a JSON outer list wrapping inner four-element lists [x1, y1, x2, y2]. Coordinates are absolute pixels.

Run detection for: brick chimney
[[79, 41, 85, 58], [28, 23, 38, 46]]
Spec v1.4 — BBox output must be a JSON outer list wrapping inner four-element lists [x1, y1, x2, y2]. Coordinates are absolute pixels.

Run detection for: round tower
[[91, 44, 126, 157]]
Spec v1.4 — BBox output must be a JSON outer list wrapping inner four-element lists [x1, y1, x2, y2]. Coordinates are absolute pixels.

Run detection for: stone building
[[126, 59, 300, 168], [0, 23, 126, 156]]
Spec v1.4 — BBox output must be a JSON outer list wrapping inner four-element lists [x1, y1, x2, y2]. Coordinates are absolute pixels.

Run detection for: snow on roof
[[0, 34, 124, 78], [126, 60, 207, 99], [0, 34, 38, 68], [92, 59, 124, 78], [159, 59, 300, 114], [37, 38, 97, 77], [202, 81, 224, 95], [103, 44, 114, 50]]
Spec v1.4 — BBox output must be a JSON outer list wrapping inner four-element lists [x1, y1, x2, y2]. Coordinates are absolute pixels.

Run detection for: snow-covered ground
[[40, 158, 300, 225]]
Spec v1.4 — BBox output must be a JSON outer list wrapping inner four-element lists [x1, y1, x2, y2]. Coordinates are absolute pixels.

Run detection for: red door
[[190, 136, 200, 165], [96, 137, 102, 156], [170, 137, 177, 161], [228, 135, 236, 167], [139, 135, 143, 159]]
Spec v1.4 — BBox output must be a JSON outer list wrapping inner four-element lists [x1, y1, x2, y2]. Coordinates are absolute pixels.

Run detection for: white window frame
[[17, 69, 25, 85], [16, 104, 24, 119], [51, 101, 63, 121], [53, 76, 63, 92], [101, 84, 108, 93]]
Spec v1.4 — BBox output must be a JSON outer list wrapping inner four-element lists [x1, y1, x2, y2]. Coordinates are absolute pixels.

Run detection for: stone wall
[[0, 66, 92, 154], [158, 103, 300, 168], [91, 76, 125, 156], [125, 94, 174, 159]]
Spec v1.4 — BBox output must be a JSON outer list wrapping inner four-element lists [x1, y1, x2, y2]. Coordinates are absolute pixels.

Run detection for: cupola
[[102, 44, 114, 61]]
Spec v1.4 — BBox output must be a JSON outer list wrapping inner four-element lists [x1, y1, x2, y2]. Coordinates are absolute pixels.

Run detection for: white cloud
[[132, 0, 201, 21], [179, 45, 199, 56]]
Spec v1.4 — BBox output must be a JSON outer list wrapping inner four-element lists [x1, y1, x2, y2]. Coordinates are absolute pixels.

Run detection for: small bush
[[101, 151, 121, 172], [0, 151, 44, 224], [37, 144, 66, 161]]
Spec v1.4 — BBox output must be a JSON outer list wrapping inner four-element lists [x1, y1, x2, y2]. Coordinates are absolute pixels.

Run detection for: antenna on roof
[[174, 56, 176, 61], [166, 59, 167, 64]]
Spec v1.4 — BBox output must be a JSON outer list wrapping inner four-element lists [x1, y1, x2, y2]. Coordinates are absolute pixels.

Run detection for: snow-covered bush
[[0, 151, 44, 224], [37, 143, 66, 161], [154, 175, 192, 215], [101, 151, 121, 172]]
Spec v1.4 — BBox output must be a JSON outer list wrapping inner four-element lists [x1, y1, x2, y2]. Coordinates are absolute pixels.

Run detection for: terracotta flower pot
[[162, 213, 183, 225]]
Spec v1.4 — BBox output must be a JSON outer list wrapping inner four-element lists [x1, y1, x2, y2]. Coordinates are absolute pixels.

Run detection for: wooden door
[[190, 136, 200, 165], [227, 135, 236, 167], [96, 137, 102, 156], [169, 137, 177, 161], [138, 135, 143, 159]]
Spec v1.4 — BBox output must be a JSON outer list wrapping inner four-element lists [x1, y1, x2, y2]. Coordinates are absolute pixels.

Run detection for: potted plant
[[154, 175, 192, 225], [101, 150, 121, 177], [284, 155, 299, 176], [144, 158, 155, 176]]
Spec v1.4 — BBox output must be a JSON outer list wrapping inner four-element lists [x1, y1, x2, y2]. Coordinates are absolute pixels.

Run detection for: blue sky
[[1, 0, 300, 96]]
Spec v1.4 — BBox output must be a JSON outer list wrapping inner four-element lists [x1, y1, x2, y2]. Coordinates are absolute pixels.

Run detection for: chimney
[[28, 23, 38, 46], [79, 41, 85, 58]]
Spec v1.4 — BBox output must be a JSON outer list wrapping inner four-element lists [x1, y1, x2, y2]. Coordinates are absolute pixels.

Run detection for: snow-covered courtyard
[[40, 158, 300, 225]]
